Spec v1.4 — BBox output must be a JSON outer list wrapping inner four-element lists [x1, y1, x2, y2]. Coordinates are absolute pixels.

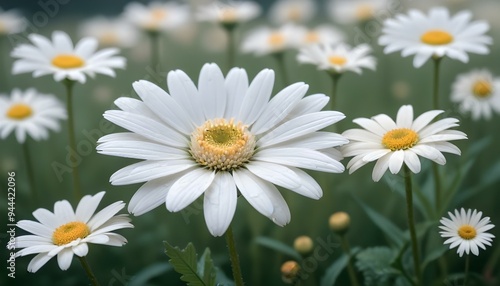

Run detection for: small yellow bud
[[329, 211, 351, 235], [281, 260, 301, 284], [293, 235, 314, 255]]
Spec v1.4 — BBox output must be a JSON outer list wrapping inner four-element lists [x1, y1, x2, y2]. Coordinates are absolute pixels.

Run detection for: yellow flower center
[[328, 56, 347, 66], [420, 29, 454, 45], [458, 225, 477, 240], [220, 7, 238, 23], [100, 32, 119, 45], [304, 31, 320, 43], [268, 32, 285, 47], [382, 128, 419, 151], [7, 104, 33, 120], [52, 221, 90, 246], [287, 6, 301, 21], [190, 118, 255, 171], [151, 8, 167, 21], [355, 4, 374, 21], [51, 54, 85, 69], [472, 80, 492, 98]]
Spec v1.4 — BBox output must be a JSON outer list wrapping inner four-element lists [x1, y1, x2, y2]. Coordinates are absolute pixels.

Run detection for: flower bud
[[329, 211, 350, 235], [281, 260, 300, 284], [293, 235, 314, 255]]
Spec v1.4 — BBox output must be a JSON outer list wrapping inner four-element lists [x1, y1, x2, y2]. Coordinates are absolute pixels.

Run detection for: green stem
[[224, 24, 237, 72], [404, 165, 422, 286], [340, 234, 359, 286], [329, 72, 341, 111], [432, 57, 442, 111], [22, 142, 37, 202], [432, 57, 443, 214], [273, 52, 289, 87], [64, 79, 82, 201], [78, 256, 100, 286], [225, 226, 244, 286], [464, 254, 470, 286], [433, 163, 441, 212], [149, 31, 160, 75]]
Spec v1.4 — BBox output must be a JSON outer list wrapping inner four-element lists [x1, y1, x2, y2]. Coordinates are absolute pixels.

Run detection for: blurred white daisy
[[440, 208, 494, 257], [451, 69, 500, 120], [123, 1, 189, 33], [297, 43, 376, 74], [328, 0, 388, 25], [342, 105, 467, 182], [379, 7, 492, 68], [15, 192, 133, 272], [79, 16, 139, 48], [241, 24, 302, 56], [97, 63, 347, 236], [269, 0, 316, 24], [0, 88, 66, 143], [297, 25, 345, 47], [0, 7, 26, 35], [11, 31, 126, 83], [196, 1, 261, 25]]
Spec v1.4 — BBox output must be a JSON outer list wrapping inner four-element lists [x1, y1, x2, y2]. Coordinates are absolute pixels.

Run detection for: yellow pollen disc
[[355, 4, 374, 21], [190, 118, 255, 171], [328, 56, 347, 66], [7, 104, 33, 120], [382, 128, 419, 151], [52, 54, 85, 69], [472, 80, 492, 98], [458, 225, 477, 240], [52, 221, 90, 246], [304, 32, 320, 43], [287, 6, 301, 21], [221, 8, 238, 23], [268, 32, 285, 47], [420, 29, 454, 45]]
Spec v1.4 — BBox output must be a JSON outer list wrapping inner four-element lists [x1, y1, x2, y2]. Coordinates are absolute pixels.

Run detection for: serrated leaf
[[354, 197, 404, 248], [355, 247, 403, 286], [320, 247, 360, 286], [164, 241, 216, 286], [128, 262, 172, 286], [255, 236, 302, 261], [199, 248, 216, 286]]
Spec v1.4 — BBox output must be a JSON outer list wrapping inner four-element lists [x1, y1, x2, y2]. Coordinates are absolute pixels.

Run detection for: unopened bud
[[281, 260, 300, 284], [329, 211, 350, 235], [293, 235, 313, 255]]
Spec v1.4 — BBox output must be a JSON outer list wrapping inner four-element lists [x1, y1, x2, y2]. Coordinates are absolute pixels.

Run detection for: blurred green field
[[1, 2, 500, 285]]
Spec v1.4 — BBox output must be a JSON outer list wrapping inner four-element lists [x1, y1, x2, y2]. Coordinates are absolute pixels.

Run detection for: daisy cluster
[[1, 1, 498, 285]]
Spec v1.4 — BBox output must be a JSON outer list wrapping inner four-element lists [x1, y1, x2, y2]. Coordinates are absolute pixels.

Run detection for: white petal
[[389, 150, 404, 174], [238, 69, 274, 124], [166, 169, 216, 212], [75, 192, 105, 223], [128, 176, 175, 216], [372, 153, 391, 182], [233, 169, 273, 216], [72, 243, 89, 257], [57, 248, 74, 271], [167, 69, 205, 126], [224, 68, 249, 119], [404, 150, 421, 174], [203, 172, 237, 237], [245, 161, 301, 189], [198, 63, 226, 119], [254, 148, 344, 173], [27, 253, 53, 273], [396, 105, 413, 128]]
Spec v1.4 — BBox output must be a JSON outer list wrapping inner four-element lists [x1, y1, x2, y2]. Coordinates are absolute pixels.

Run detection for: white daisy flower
[[379, 7, 492, 68], [15, 192, 133, 272], [451, 69, 500, 120], [0, 7, 26, 35], [342, 105, 467, 182], [196, 1, 261, 25], [440, 208, 495, 257], [11, 31, 126, 84], [269, 0, 316, 24], [241, 24, 302, 56], [97, 63, 347, 236], [297, 43, 376, 74], [297, 25, 345, 47], [0, 88, 66, 143], [79, 16, 139, 48], [123, 1, 189, 33], [328, 0, 388, 25]]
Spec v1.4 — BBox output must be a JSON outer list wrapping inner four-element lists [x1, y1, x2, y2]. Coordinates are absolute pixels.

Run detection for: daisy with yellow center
[[269, 0, 316, 24], [11, 31, 126, 83], [196, 1, 261, 25], [241, 24, 302, 56], [0, 8, 26, 35], [97, 63, 347, 237], [379, 7, 492, 68], [0, 88, 66, 143], [79, 17, 139, 48], [15, 192, 133, 272], [123, 1, 189, 32], [440, 208, 495, 257], [342, 105, 467, 182], [297, 25, 345, 47], [328, 0, 387, 24], [451, 69, 500, 120]]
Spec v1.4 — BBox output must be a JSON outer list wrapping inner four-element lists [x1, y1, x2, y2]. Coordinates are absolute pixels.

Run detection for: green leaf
[[456, 160, 500, 205], [421, 245, 448, 271], [164, 241, 216, 286], [128, 263, 172, 286], [254, 236, 302, 261], [356, 247, 407, 286], [320, 247, 360, 286], [354, 197, 404, 248]]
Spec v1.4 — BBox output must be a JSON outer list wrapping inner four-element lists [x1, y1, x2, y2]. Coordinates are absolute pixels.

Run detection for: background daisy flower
[[0, 7, 26, 35], [79, 16, 139, 48], [268, 0, 316, 24], [440, 208, 495, 257], [241, 24, 302, 56], [342, 105, 467, 182], [297, 43, 376, 74], [11, 30, 126, 83], [196, 1, 261, 25], [297, 25, 345, 47], [15, 192, 133, 272], [451, 69, 500, 120], [97, 63, 347, 236], [328, 0, 388, 25], [123, 1, 189, 33], [379, 7, 492, 68], [0, 88, 66, 143]]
